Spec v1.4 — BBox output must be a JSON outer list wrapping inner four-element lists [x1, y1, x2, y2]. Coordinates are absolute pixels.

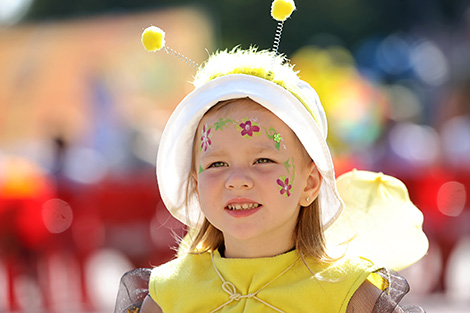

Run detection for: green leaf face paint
[[214, 117, 235, 131], [277, 157, 296, 197], [263, 127, 283, 150]]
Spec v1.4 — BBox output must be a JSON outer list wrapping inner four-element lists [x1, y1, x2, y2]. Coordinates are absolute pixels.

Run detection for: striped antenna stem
[[272, 21, 284, 55], [164, 46, 199, 68]]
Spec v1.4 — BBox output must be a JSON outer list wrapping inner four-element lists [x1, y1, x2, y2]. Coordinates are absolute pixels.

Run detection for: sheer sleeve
[[372, 269, 425, 313], [114, 268, 151, 313]]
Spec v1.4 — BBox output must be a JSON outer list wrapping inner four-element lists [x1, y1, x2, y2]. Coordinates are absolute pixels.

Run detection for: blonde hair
[[183, 99, 332, 262]]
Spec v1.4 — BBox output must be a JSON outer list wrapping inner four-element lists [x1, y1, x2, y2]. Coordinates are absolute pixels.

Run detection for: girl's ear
[[299, 161, 322, 207]]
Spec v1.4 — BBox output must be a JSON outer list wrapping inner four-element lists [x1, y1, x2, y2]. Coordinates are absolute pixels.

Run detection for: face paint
[[200, 124, 212, 152], [206, 115, 262, 138], [283, 157, 296, 182], [277, 176, 292, 197], [198, 165, 204, 174], [238, 117, 260, 137], [214, 117, 235, 131], [263, 127, 283, 150], [199, 115, 259, 156], [277, 157, 296, 197], [200, 114, 287, 165]]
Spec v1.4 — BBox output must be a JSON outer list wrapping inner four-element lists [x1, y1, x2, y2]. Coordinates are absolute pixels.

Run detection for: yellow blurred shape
[[326, 170, 429, 271]]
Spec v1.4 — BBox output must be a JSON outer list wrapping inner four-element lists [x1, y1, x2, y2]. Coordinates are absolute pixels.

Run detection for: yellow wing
[[325, 169, 429, 271]]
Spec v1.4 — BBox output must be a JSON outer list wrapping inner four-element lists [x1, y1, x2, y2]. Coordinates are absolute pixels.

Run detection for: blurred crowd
[[1, 2, 469, 312]]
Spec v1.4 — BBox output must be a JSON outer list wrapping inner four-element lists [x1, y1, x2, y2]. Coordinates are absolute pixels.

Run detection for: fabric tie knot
[[222, 281, 256, 301], [209, 251, 298, 313]]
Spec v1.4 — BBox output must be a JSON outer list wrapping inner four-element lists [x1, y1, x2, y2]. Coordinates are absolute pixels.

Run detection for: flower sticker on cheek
[[200, 124, 212, 152], [239, 118, 260, 137], [277, 176, 292, 197]]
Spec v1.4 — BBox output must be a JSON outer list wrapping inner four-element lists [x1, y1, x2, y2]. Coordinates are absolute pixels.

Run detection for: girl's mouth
[[226, 203, 260, 211]]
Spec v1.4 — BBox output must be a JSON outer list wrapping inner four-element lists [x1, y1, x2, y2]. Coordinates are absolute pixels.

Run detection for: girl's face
[[193, 98, 320, 257]]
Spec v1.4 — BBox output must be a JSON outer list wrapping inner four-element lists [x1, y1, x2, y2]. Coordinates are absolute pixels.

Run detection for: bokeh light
[[63, 147, 108, 184], [384, 84, 422, 121], [440, 116, 470, 168], [41, 198, 73, 234], [389, 122, 440, 166], [411, 39, 449, 86], [377, 34, 412, 76], [292, 45, 387, 155], [0, 0, 33, 25], [437, 181, 466, 217]]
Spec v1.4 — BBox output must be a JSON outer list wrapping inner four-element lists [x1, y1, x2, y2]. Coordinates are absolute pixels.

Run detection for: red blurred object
[[0, 156, 56, 249]]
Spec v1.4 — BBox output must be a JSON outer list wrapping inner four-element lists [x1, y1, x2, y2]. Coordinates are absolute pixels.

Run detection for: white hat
[[157, 62, 343, 230]]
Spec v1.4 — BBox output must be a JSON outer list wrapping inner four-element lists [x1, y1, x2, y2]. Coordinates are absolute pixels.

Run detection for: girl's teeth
[[228, 203, 259, 210]]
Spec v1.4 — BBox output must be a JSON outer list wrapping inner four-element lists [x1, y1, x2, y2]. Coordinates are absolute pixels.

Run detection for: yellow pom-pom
[[271, 0, 296, 22], [141, 26, 165, 52]]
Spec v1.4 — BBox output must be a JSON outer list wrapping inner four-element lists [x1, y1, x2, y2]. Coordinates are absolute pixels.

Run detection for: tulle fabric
[[371, 268, 425, 313], [114, 268, 151, 313], [114, 267, 425, 313]]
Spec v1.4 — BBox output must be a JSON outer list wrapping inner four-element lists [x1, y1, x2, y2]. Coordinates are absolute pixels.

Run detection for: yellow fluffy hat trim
[[194, 47, 321, 127]]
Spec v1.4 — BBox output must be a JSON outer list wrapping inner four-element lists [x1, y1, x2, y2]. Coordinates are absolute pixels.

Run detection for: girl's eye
[[255, 158, 274, 164], [208, 161, 228, 168]]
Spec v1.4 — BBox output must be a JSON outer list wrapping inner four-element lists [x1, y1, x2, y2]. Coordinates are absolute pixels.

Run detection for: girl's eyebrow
[[198, 149, 226, 161], [200, 145, 280, 160], [250, 145, 279, 154]]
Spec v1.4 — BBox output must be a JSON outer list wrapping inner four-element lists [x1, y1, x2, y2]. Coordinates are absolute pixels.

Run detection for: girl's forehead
[[201, 98, 284, 125], [193, 97, 312, 164]]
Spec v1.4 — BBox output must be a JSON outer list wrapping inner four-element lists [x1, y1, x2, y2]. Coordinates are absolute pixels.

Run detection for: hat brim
[[156, 74, 343, 229]]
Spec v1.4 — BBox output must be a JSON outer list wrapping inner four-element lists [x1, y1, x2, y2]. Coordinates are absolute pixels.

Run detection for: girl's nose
[[225, 169, 254, 190]]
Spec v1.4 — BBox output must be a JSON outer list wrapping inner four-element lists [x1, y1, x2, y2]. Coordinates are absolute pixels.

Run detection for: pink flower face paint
[[239, 119, 260, 137], [277, 176, 292, 197], [200, 124, 212, 152]]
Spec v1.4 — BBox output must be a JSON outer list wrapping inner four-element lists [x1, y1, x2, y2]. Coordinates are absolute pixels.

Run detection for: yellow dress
[[113, 171, 426, 313], [149, 249, 382, 313]]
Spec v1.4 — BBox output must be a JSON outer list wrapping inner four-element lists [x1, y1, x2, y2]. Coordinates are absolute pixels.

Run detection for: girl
[[115, 48, 426, 313]]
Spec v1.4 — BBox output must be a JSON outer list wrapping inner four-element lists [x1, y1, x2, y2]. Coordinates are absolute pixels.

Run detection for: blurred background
[[0, 0, 469, 312]]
